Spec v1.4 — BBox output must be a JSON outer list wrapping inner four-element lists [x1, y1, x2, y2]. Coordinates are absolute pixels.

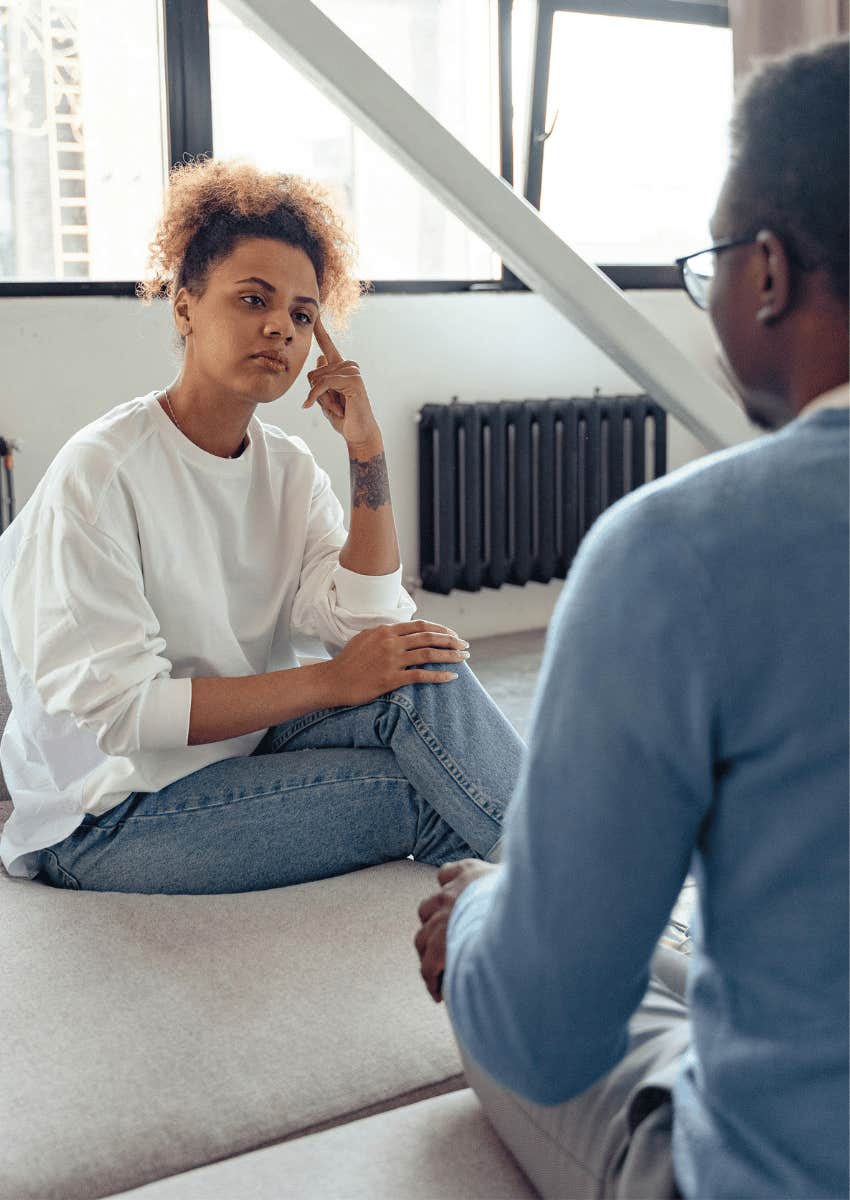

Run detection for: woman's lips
[[252, 353, 288, 372]]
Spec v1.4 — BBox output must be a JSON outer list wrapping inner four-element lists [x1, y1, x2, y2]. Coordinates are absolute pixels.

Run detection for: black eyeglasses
[[675, 237, 756, 310]]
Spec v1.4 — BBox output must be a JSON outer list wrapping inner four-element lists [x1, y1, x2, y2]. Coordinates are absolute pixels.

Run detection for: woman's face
[[174, 236, 320, 403]]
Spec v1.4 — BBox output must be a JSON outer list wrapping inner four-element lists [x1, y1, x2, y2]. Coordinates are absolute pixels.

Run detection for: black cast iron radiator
[[418, 396, 666, 594]]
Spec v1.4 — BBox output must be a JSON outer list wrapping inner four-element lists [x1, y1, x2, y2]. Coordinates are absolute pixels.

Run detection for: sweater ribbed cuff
[[447, 872, 500, 950]]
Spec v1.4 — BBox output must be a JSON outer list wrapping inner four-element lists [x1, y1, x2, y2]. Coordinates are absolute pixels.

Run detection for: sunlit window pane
[[0, 0, 165, 281], [209, 0, 502, 281], [539, 12, 733, 264]]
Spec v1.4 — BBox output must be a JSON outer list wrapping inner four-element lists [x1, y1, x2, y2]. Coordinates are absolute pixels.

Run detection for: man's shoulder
[[587, 440, 744, 546], [601, 422, 830, 536], [584, 418, 846, 596]]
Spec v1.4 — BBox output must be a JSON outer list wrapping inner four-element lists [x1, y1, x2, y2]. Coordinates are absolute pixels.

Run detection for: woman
[[0, 159, 523, 893]]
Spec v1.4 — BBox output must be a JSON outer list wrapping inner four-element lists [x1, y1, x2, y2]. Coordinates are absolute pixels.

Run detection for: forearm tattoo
[[350, 451, 391, 510]]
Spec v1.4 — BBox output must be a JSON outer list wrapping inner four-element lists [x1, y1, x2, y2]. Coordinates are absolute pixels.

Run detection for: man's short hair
[[726, 36, 849, 302]]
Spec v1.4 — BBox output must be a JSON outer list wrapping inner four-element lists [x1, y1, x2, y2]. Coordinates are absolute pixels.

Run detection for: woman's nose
[[263, 315, 295, 343]]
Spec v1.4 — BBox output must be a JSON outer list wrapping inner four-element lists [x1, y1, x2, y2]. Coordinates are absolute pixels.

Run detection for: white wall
[[0, 288, 746, 637]]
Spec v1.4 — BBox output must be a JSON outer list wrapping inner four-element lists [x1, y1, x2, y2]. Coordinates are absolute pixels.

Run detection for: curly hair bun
[[137, 156, 364, 326]]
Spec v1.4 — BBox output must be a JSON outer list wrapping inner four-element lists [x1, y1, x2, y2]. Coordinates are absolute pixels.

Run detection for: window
[[1, 0, 733, 293], [0, 0, 166, 283], [209, 0, 502, 282], [526, 1, 733, 270]]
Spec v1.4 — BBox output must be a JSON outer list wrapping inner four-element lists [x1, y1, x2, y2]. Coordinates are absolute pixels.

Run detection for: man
[[415, 36, 849, 1200]]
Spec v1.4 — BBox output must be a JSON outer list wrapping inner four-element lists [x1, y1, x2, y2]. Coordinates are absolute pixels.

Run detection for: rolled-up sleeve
[[2, 505, 192, 757], [290, 464, 415, 653]]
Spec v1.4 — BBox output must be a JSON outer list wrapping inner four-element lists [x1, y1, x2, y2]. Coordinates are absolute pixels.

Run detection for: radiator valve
[[0, 436, 21, 470]]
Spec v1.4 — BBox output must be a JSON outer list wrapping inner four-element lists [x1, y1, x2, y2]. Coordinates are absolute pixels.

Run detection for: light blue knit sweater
[[446, 406, 849, 1199]]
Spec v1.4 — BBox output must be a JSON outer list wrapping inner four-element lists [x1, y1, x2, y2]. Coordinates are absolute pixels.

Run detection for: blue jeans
[[35, 664, 522, 894]]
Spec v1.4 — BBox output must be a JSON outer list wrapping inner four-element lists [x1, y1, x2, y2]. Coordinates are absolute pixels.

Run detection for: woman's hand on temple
[[320, 621, 470, 707], [303, 317, 382, 450]]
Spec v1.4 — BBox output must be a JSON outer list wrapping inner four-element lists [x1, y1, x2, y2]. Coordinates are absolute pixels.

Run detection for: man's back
[[427, 35, 849, 1200], [444, 404, 849, 1199], [660, 406, 848, 1197]]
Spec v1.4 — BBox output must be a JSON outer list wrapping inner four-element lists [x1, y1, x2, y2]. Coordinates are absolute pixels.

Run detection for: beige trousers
[[455, 945, 690, 1200]]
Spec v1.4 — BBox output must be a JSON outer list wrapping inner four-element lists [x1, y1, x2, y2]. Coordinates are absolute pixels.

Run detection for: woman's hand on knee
[[324, 620, 470, 706]]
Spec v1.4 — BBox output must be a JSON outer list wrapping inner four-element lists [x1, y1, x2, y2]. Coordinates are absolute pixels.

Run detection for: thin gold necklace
[[161, 389, 246, 459]]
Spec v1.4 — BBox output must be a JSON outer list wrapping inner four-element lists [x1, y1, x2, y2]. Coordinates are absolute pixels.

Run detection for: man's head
[[708, 36, 849, 430]]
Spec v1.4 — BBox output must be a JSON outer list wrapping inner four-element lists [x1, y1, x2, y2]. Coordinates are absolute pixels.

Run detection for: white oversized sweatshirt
[[0, 391, 415, 878]]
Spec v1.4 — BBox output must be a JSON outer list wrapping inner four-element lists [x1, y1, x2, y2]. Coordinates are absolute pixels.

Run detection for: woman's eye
[[241, 294, 265, 307], [293, 311, 313, 326]]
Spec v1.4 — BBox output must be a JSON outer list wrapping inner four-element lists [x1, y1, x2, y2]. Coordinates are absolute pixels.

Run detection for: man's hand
[[415, 859, 500, 1003]]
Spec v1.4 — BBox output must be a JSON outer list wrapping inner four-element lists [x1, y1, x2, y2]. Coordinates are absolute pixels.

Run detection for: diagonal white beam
[[230, 0, 752, 451]]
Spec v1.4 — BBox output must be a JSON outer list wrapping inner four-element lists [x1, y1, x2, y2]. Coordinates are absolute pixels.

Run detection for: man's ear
[[173, 287, 192, 336], [754, 230, 792, 324]]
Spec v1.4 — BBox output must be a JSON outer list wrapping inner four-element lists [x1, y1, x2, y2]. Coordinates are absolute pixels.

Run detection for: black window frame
[[526, 0, 730, 287], [0, 0, 728, 299]]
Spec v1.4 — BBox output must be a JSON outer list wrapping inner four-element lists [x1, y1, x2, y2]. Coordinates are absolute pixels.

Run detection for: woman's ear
[[173, 287, 192, 336], [754, 230, 792, 325]]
